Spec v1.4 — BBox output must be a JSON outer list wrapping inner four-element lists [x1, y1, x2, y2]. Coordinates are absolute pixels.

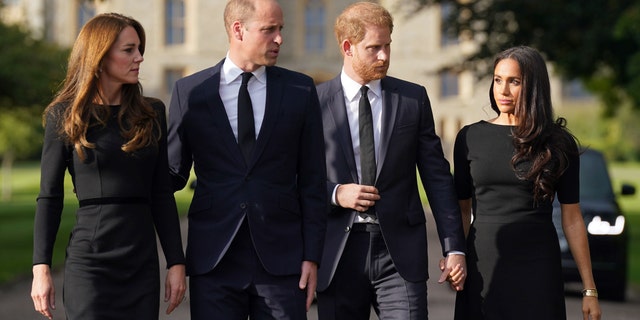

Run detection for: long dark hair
[[489, 46, 578, 203]]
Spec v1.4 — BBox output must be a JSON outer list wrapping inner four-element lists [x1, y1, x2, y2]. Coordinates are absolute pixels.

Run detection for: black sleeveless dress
[[453, 121, 579, 320], [33, 101, 185, 319]]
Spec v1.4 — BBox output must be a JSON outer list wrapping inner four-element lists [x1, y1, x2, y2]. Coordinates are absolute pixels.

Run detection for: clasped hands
[[336, 184, 467, 291], [438, 255, 466, 291]]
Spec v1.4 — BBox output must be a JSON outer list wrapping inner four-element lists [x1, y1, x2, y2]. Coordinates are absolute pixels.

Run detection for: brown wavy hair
[[489, 46, 578, 203], [44, 13, 158, 161]]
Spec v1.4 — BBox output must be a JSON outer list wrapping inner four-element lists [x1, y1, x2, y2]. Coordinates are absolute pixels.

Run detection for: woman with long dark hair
[[453, 46, 600, 319]]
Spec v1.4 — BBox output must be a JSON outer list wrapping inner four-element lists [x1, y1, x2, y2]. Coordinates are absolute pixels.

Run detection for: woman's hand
[[31, 264, 55, 319], [582, 296, 601, 320], [164, 264, 187, 314]]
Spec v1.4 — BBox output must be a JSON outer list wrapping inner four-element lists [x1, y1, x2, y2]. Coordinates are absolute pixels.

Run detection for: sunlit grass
[[0, 161, 193, 284], [1, 160, 638, 286], [610, 162, 640, 287]]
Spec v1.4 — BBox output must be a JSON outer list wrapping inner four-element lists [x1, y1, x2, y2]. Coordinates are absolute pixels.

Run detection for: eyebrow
[[260, 23, 283, 29]]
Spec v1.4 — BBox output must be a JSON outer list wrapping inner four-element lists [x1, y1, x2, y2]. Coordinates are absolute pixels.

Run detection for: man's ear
[[232, 21, 244, 41], [341, 40, 352, 56]]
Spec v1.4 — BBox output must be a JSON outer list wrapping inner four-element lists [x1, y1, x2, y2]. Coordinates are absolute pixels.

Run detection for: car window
[[579, 151, 615, 201]]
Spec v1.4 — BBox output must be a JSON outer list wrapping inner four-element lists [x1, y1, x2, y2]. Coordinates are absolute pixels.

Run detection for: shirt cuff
[[331, 184, 341, 206], [447, 250, 465, 256]]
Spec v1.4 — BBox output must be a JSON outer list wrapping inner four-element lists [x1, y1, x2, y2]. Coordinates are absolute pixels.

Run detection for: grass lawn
[[0, 161, 193, 284], [1, 160, 639, 288], [610, 163, 640, 286]]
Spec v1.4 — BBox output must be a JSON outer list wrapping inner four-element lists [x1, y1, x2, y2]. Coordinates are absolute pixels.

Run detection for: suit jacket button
[[344, 226, 350, 232], [240, 203, 247, 209]]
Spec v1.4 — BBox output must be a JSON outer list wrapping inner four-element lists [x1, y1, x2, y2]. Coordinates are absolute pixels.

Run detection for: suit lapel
[[205, 61, 247, 166], [378, 77, 399, 178], [250, 66, 282, 168], [327, 78, 359, 183]]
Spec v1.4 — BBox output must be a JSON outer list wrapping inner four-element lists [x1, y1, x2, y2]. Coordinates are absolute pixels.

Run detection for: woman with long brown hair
[[30, 13, 185, 319], [453, 46, 600, 319]]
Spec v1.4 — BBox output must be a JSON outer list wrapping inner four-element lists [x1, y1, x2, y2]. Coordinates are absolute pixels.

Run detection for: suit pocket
[[392, 119, 418, 139], [395, 117, 418, 130]]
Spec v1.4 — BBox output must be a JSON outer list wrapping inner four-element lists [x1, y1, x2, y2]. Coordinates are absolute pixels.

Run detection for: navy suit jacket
[[317, 75, 466, 291], [167, 59, 327, 277]]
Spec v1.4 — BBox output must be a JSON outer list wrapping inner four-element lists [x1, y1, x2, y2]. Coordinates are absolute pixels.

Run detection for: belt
[[78, 197, 149, 207], [351, 223, 381, 232]]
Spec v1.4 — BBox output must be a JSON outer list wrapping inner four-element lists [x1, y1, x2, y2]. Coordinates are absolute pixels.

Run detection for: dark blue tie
[[238, 72, 255, 163]]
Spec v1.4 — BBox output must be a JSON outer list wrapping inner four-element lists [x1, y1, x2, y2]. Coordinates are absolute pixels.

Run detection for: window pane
[[305, 0, 325, 53], [166, 0, 185, 45], [440, 71, 459, 97], [78, 1, 95, 33], [440, 1, 458, 46]]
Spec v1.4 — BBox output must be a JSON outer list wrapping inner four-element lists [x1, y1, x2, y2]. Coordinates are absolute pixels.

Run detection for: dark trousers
[[317, 223, 428, 320], [189, 220, 306, 320]]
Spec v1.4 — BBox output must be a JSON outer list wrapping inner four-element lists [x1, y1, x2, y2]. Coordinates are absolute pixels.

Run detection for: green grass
[[627, 214, 640, 285], [1, 160, 639, 287], [0, 161, 193, 284], [610, 162, 640, 286]]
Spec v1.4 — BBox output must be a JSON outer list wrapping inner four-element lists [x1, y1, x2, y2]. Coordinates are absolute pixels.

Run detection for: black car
[[552, 149, 635, 301]]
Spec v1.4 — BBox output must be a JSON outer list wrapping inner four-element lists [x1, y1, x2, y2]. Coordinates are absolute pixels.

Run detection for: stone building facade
[[1, 0, 595, 158]]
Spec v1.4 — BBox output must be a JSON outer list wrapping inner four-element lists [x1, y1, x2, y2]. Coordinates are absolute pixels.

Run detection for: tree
[[0, 22, 68, 107], [0, 21, 68, 200], [411, 0, 640, 116], [0, 106, 43, 200]]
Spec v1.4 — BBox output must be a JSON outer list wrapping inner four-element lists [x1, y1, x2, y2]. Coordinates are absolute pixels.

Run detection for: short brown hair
[[223, 0, 256, 36], [334, 2, 394, 46]]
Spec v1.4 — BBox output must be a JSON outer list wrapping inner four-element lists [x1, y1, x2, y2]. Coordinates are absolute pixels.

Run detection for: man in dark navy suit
[[167, 0, 326, 319], [315, 2, 466, 319]]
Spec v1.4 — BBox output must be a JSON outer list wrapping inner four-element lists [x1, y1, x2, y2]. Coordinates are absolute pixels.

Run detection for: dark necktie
[[359, 85, 376, 187], [238, 72, 255, 163]]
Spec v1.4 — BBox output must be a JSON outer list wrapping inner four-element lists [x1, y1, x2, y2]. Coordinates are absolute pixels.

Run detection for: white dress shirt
[[341, 71, 383, 183], [219, 54, 267, 141], [331, 71, 382, 223]]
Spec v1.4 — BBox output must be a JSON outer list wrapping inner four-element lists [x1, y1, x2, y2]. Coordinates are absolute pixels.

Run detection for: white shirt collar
[[340, 70, 382, 102], [222, 53, 267, 85]]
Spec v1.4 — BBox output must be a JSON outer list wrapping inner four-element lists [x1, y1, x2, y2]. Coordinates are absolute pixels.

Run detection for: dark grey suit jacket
[[317, 75, 466, 291]]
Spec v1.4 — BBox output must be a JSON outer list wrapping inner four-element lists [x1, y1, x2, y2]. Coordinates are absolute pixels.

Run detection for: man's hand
[[299, 261, 318, 311], [438, 254, 466, 291], [336, 183, 380, 212]]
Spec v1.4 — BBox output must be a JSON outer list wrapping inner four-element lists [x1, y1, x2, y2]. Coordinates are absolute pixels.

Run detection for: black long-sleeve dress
[[453, 121, 579, 320], [33, 100, 185, 319]]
